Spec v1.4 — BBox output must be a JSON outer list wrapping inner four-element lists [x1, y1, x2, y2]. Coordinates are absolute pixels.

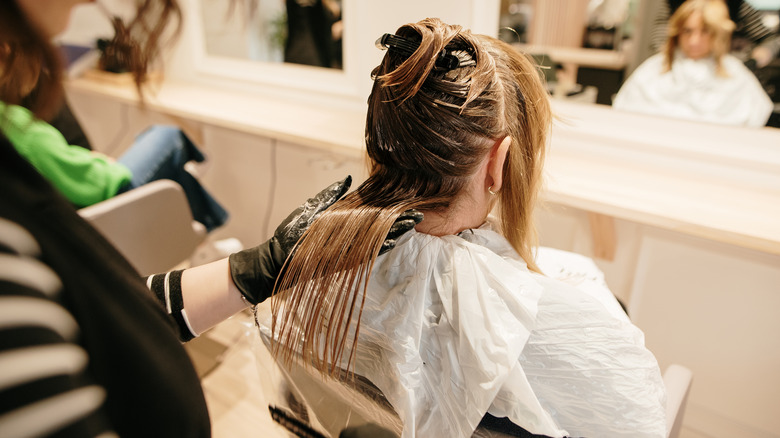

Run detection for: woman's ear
[[487, 136, 511, 193]]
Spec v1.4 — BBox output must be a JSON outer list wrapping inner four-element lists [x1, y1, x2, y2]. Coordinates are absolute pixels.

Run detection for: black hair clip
[[375, 33, 468, 71]]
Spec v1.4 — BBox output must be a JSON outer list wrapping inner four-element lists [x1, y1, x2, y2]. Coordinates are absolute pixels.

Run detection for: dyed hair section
[[272, 18, 551, 376]]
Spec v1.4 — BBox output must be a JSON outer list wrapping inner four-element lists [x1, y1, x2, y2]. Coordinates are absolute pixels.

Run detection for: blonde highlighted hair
[[663, 0, 735, 75], [271, 18, 551, 376]]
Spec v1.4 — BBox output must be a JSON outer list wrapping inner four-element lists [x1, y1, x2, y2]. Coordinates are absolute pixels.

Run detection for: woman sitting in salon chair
[[0, 106, 230, 233], [258, 18, 667, 438], [614, 0, 773, 127]]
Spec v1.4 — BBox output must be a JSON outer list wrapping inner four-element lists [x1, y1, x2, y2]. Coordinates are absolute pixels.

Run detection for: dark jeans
[[117, 125, 228, 232]]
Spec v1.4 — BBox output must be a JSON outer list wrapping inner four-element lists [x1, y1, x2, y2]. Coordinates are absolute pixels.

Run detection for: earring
[[488, 186, 497, 196]]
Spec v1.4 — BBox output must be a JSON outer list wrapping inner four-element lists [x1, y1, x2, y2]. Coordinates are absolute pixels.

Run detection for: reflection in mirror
[[498, 1, 533, 44], [583, 0, 637, 50], [613, 0, 777, 127], [199, 0, 343, 69], [498, 0, 639, 105], [498, 0, 779, 128], [499, 0, 637, 49]]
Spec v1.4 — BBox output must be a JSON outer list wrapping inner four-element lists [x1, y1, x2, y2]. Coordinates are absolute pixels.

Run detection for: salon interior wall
[[62, 1, 780, 437], [535, 201, 780, 438]]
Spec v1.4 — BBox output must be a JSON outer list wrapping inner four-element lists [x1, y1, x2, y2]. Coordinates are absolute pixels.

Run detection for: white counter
[[66, 76, 780, 256]]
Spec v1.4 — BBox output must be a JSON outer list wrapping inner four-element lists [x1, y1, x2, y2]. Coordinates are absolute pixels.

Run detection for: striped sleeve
[[737, 1, 780, 61], [649, 0, 671, 54], [736, 2, 774, 44], [144, 271, 198, 342], [0, 218, 114, 437]]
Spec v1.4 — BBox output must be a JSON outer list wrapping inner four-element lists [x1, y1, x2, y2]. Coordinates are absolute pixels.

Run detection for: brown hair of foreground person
[[271, 17, 552, 377], [0, 0, 181, 120]]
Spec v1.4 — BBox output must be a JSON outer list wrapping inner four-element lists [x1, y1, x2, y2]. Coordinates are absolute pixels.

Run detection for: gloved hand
[[229, 176, 423, 305], [380, 209, 424, 254], [339, 423, 397, 438]]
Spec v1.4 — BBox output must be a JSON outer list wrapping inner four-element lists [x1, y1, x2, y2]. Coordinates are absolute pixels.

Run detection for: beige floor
[[186, 310, 295, 438]]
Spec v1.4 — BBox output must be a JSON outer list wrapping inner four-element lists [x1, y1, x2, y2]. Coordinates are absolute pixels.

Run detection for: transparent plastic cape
[[253, 224, 666, 438]]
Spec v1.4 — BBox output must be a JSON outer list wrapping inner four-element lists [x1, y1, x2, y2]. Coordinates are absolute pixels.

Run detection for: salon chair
[[255, 247, 692, 437], [663, 364, 693, 438], [256, 309, 544, 438], [78, 179, 207, 277], [258, 327, 692, 438]]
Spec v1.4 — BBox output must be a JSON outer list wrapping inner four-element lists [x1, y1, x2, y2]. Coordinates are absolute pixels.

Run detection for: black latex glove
[[379, 209, 424, 254], [339, 423, 397, 438], [229, 176, 423, 305]]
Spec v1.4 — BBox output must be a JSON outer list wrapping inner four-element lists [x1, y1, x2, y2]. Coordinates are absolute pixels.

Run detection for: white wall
[[57, 0, 138, 47], [536, 201, 780, 438]]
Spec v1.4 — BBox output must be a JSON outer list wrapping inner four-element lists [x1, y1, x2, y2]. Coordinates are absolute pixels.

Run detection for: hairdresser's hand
[[229, 176, 351, 305], [380, 209, 424, 255], [228, 176, 423, 305], [340, 423, 397, 438]]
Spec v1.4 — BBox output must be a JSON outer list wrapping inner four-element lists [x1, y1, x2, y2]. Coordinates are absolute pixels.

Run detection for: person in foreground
[[0, 0, 420, 436], [262, 18, 667, 438], [613, 0, 773, 127]]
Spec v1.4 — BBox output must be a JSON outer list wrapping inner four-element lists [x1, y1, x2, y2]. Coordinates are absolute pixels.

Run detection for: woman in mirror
[[614, 0, 773, 127], [649, 0, 780, 70], [264, 17, 667, 438]]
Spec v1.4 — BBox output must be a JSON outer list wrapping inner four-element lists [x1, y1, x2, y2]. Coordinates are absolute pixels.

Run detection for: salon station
[[57, 0, 780, 437]]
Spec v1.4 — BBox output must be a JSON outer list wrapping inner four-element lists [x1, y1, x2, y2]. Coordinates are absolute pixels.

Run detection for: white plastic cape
[[256, 225, 666, 438], [613, 51, 773, 127]]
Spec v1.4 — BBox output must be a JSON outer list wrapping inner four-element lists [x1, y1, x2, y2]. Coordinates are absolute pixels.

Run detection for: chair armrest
[[663, 364, 693, 438], [79, 179, 207, 276]]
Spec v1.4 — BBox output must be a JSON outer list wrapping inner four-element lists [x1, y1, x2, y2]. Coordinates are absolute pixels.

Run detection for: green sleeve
[[0, 103, 132, 208]]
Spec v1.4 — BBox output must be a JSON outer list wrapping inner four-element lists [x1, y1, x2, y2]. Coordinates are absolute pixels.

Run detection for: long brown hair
[[663, 0, 735, 76], [271, 18, 551, 376], [0, 1, 63, 120], [0, 0, 181, 121]]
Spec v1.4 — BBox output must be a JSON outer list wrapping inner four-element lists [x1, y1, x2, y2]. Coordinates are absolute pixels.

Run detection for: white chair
[[257, 306, 694, 438], [78, 179, 207, 277], [263, 354, 694, 438], [663, 364, 693, 438]]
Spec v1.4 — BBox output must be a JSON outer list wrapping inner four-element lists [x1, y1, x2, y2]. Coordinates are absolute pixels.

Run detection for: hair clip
[[375, 33, 469, 71]]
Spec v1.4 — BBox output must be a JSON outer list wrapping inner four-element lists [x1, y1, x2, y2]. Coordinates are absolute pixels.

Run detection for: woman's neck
[[415, 196, 490, 236]]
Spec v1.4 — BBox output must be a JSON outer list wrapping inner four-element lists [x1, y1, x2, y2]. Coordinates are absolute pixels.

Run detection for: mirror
[[187, 0, 362, 105], [498, 0, 641, 105], [498, 0, 779, 129], [199, 0, 343, 69], [187, 0, 508, 107]]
